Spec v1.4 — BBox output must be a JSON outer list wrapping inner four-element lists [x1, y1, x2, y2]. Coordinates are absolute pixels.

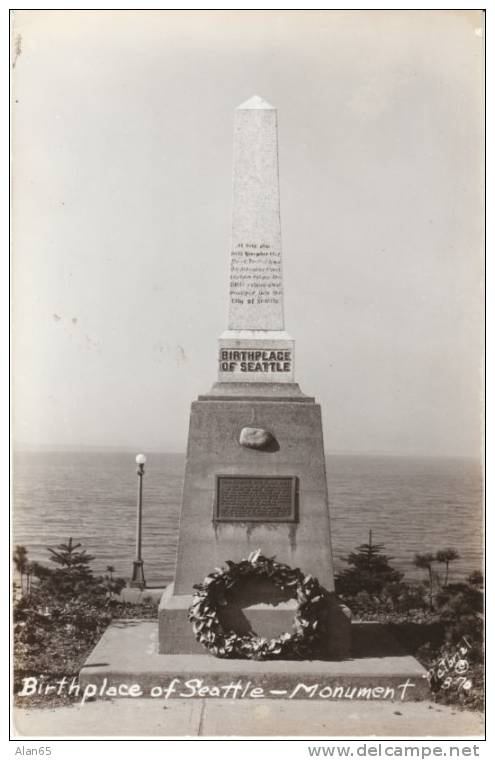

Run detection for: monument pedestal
[[158, 382, 351, 657]]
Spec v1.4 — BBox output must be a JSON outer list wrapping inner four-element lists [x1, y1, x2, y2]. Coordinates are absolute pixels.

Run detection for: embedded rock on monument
[[239, 427, 275, 450]]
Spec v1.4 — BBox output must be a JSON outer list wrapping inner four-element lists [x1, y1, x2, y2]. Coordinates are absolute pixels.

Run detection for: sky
[[12, 10, 484, 457]]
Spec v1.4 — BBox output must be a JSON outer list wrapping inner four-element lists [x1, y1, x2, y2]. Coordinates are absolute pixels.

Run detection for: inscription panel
[[215, 475, 297, 522], [230, 243, 282, 308], [228, 242, 284, 330], [219, 347, 292, 375]]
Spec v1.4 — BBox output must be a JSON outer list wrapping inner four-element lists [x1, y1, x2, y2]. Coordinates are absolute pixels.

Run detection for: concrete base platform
[[80, 620, 429, 702]]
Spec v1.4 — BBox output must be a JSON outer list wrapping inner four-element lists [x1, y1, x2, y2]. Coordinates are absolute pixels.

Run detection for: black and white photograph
[[10, 8, 485, 745]]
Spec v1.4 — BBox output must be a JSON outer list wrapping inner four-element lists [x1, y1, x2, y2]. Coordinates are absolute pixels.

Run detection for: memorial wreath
[[188, 549, 329, 660]]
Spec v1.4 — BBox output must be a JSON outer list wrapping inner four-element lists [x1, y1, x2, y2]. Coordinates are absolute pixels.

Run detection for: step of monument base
[[79, 620, 430, 702], [158, 584, 351, 658]]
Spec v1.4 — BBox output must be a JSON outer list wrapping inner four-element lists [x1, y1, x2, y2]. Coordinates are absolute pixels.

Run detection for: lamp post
[[130, 453, 146, 588]]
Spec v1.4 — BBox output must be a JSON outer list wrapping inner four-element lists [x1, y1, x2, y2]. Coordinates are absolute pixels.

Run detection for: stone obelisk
[[218, 95, 294, 384], [158, 96, 350, 658], [230, 95, 284, 331]]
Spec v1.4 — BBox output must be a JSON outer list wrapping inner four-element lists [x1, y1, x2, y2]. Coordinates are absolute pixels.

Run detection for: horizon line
[[12, 443, 482, 460]]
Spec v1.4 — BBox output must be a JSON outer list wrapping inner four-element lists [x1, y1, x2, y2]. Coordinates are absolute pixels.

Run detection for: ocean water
[[12, 451, 483, 586]]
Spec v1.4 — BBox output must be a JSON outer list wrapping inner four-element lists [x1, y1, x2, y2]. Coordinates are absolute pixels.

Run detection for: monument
[[80, 97, 428, 701], [158, 95, 351, 657]]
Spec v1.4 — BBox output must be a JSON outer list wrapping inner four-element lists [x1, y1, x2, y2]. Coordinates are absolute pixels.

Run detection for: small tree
[[45, 537, 97, 597], [335, 531, 403, 597], [24, 562, 34, 595], [13, 545, 28, 592], [436, 548, 460, 587], [48, 537, 94, 572], [413, 552, 436, 609]]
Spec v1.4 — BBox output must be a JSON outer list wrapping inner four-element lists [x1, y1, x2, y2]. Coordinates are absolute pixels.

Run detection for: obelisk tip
[[236, 94, 275, 110]]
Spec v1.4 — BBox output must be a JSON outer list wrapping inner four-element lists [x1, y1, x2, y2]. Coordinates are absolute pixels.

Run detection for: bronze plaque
[[214, 475, 297, 522]]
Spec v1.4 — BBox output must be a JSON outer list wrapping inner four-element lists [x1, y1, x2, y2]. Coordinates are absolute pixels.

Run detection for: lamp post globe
[[130, 453, 146, 589]]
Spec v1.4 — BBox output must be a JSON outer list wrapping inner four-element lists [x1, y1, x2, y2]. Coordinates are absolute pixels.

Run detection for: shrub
[[13, 539, 156, 705]]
